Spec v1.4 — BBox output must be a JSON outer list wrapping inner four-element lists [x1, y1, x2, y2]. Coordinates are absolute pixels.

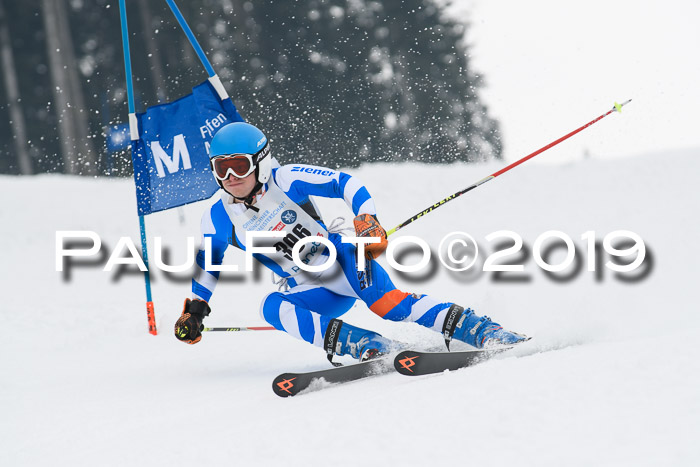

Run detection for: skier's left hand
[[353, 213, 388, 260]]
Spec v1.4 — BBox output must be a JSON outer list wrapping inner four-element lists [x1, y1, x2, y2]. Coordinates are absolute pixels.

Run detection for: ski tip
[[272, 373, 300, 398], [394, 350, 422, 376]]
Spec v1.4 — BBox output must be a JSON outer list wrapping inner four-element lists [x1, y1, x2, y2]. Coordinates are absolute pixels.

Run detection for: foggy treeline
[[0, 0, 502, 176]]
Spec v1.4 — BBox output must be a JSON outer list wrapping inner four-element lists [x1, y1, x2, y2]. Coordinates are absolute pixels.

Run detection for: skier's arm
[[276, 164, 378, 217], [175, 212, 228, 345], [191, 214, 229, 302], [191, 234, 227, 301], [276, 164, 387, 259]]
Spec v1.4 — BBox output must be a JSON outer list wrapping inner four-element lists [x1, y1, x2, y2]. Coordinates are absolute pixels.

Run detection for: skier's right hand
[[174, 298, 211, 344]]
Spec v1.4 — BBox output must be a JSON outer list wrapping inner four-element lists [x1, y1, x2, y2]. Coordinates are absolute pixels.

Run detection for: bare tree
[[54, 0, 97, 175], [41, 0, 96, 175], [42, 0, 78, 174], [137, 0, 167, 102], [0, 0, 32, 174]]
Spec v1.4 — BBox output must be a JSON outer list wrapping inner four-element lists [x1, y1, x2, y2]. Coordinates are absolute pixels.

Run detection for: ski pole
[[386, 99, 632, 236], [203, 326, 277, 332]]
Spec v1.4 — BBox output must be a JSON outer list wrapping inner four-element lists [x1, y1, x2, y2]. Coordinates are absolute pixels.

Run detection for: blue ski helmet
[[209, 122, 272, 186]]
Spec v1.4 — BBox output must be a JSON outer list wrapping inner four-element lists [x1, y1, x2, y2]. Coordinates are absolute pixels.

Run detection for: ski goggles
[[210, 143, 270, 180], [210, 154, 256, 180]]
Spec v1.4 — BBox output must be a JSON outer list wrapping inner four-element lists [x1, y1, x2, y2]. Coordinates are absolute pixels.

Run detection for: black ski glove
[[174, 298, 211, 344]]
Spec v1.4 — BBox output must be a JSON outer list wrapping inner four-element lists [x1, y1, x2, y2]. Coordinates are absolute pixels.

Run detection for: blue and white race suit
[[192, 164, 454, 348]]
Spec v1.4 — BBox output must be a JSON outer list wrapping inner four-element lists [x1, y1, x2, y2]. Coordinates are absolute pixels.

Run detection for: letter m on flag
[[130, 80, 244, 215]]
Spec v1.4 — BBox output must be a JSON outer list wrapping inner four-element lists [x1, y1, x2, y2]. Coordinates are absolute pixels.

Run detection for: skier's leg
[[260, 287, 352, 347], [366, 263, 527, 347], [260, 285, 392, 360], [333, 238, 528, 348]]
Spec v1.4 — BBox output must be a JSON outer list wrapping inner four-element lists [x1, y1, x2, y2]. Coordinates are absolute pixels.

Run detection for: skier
[[175, 122, 527, 361]]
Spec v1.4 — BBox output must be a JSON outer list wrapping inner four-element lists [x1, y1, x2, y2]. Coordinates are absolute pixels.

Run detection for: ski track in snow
[[1, 150, 699, 466]]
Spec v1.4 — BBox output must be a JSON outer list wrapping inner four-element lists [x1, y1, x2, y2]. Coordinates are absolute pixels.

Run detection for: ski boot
[[323, 318, 393, 363], [442, 304, 529, 350]]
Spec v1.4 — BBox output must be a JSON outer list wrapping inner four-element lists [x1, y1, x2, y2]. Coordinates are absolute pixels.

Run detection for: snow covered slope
[[1, 149, 699, 466]]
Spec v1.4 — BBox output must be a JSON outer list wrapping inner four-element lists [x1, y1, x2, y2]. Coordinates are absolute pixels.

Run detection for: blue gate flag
[[131, 80, 244, 216]]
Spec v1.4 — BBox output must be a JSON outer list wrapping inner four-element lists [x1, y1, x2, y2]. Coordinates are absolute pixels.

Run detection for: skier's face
[[222, 171, 257, 199]]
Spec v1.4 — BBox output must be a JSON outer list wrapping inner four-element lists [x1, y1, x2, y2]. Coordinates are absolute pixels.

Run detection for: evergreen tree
[[204, 0, 502, 167], [0, 0, 501, 175]]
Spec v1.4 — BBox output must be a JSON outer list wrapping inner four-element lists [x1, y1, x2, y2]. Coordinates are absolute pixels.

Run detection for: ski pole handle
[[203, 326, 277, 332]]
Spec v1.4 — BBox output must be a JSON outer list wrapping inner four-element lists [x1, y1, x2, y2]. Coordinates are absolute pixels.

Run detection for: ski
[[272, 358, 393, 397], [394, 348, 508, 376]]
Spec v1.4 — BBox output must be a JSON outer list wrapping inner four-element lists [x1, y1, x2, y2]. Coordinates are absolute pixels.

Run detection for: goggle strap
[[253, 142, 270, 165]]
